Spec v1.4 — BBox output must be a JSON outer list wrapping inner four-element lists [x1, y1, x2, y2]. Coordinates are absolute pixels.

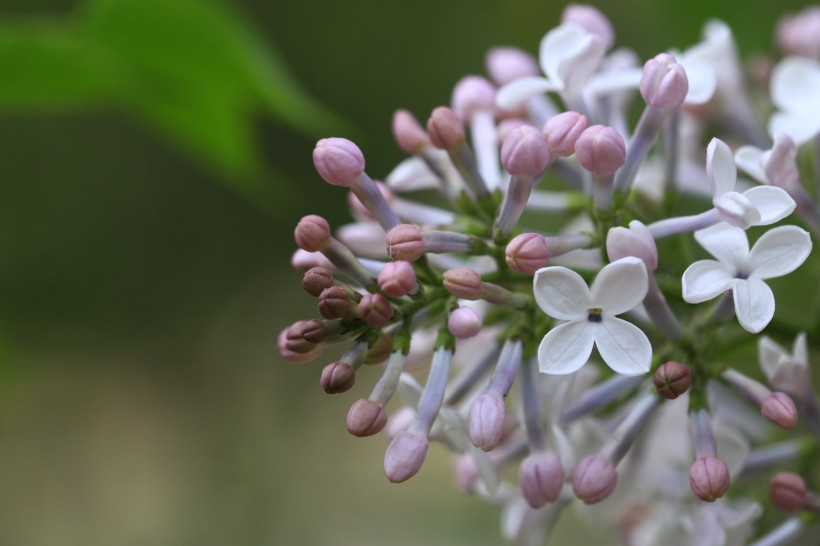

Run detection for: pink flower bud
[[392, 109, 430, 154], [505, 233, 550, 274], [320, 361, 356, 394], [357, 293, 394, 328], [386, 224, 425, 262], [377, 261, 417, 297], [452, 75, 496, 120], [520, 452, 564, 508], [300, 319, 329, 344], [277, 328, 320, 363], [652, 361, 691, 399], [485, 47, 540, 86], [501, 125, 550, 177], [689, 455, 730, 502], [427, 106, 465, 150], [497, 119, 530, 143], [384, 430, 429, 483], [318, 286, 353, 319], [347, 399, 388, 437], [777, 7, 820, 58], [442, 268, 483, 299], [284, 320, 317, 354], [572, 453, 618, 504], [543, 111, 589, 157], [448, 307, 482, 339], [769, 472, 807, 512], [302, 266, 334, 297], [640, 53, 689, 110], [606, 220, 658, 271], [294, 215, 331, 252], [468, 393, 506, 451], [313, 137, 366, 186], [575, 125, 626, 176], [761, 392, 798, 429], [562, 4, 615, 49]]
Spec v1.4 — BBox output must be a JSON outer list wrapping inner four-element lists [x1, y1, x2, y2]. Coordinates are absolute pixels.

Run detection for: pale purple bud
[[497, 119, 530, 143], [318, 286, 353, 319], [347, 399, 388, 437], [777, 7, 820, 58], [320, 361, 356, 394], [501, 126, 550, 177], [575, 125, 626, 176], [386, 223, 425, 262], [689, 455, 730, 502], [392, 109, 430, 154], [357, 293, 394, 328], [770, 472, 807, 512], [762, 392, 798, 429], [442, 268, 483, 299], [377, 261, 417, 297], [384, 430, 429, 483], [640, 53, 688, 110], [485, 47, 540, 86], [448, 307, 482, 339], [505, 233, 550, 274], [520, 452, 564, 508], [606, 220, 658, 271], [427, 107, 466, 150], [302, 266, 334, 297], [468, 393, 506, 451], [277, 328, 320, 363], [294, 215, 331, 252], [543, 111, 588, 157], [452, 75, 496, 120], [652, 361, 691, 399], [313, 137, 365, 187], [572, 453, 618, 504], [284, 320, 316, 354], [562, 4, 615, 49]]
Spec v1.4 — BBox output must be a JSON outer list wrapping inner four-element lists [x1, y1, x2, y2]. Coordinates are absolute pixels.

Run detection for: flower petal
[[589, 256, 648, 315], [386, 156, 441, 192], [758, 336, 786, 383], [539, 23, 590, 84], [747, 225, 812, 279], [585, 67, 642, 97], [733, 145, 767, 183], [733, 277, 775, 333], [706, 138, 737, 198], [770, 57, 820, 114], [593, 317, 652, 375], [693, 223, 749, 267], [713, 191, 760, 229], [496, 77, 561, 110], [741, 186, 795, 225], [682, 260, 735, 303], [768, 110, 820, 146], [681, 59, 717, 105], [538, 321, 594, 375], [793, 332, 808, 363], [533, 266, 590, 320]]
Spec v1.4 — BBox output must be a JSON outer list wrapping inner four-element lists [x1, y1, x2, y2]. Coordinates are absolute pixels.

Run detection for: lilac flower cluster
[[281, 5, 820, 544]]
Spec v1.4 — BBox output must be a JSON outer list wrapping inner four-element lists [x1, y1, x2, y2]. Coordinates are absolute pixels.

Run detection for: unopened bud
[[506, 233, 551, 274], [520, 452, 564, 508], [318, 286, 354, 319], [347, 399, 388, 437], [301, 319, 328, 344], [452, 75, 496, 120], [468, 393, 506, 451], [572, 453, 618, 504], [386, 224, 425, 262], [575, 125, 626, 176], [302, 267, 334, 297], [652, 361, 691, 399], [640, 53, 688, 110], [448, 307, 482, 339], [320, 361, 356, 394], [543, 111, 588, 157], [392, 109, 430, 154], [485, 47, 540, 86], [384, 431, 429, 483], [277, 328, 320, 363], [762, 392, 798, 429], [770, 472, 807, 512], [357, 293, 394, 328], [294, 215, 331, 252], [689, 455, 730, 502], [562, 4, 614, 49], [442, 268, 483, 299], [427, 107, 466, 150], [313, 137, 366, 186], [501, 126, 550, 177], [284, 320, 316, 354], [606, 220, 658, 271], [377, 261, 417, 297]]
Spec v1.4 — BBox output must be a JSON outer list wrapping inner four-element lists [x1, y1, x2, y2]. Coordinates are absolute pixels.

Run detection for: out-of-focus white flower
[[768, 56, 820, 145], [758, 333, 811, 397]]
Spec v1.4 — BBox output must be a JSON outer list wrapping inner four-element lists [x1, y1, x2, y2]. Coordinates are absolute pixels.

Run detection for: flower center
[[587, 308, 603, 323]]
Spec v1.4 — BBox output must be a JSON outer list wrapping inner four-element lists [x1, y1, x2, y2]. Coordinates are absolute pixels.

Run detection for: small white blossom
[[758, 333, 811, 396], [768, 56, 820, 145]]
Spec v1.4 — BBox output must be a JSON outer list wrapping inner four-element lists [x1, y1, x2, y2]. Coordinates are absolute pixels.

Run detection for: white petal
[[793, 332, 808, 363], [496, 77, 560, 110], [768, 111, 820, 146], [733, 277, 775, 333], [533, 266, 589, 320], [741, 186, 795, 225], [538, 321, 594, 375], [733, 146, 767, 183], [559, 35, 606, 99], [747, 225, 812, 279], [593, 318, 652, 375], [694, 223, 749, 266], [707, 138, 737, 198], [713, 421, 750, 480], [682, 59, 717, 104], [385, 157, 441, 192], [713, 191, 760, 229], [336, 223, 388, 258], [682, 260, 735, 303], [758, 336, 787, 382], [770, 57, 820, 113], [539, 23, 590, 84], [585, 67, 642, 97], [589, 257, 648, 315]]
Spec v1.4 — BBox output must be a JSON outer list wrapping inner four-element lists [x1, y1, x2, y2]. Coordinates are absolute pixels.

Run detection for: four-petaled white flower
[[682, 223, 812, 333], [768, 56, 820, 146], [534, 256, 651, 376], [758, 333, 811, 397], [707, 138, 795, 229]]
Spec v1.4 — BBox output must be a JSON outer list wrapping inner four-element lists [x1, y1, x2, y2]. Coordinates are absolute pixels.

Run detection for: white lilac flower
[[768, 56, 820, 145], [534, 256, 651, 375], [682, 223, 812, 333], [758, 333, 811, 397]]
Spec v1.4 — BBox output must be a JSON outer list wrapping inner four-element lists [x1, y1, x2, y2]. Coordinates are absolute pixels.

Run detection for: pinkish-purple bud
[[543, 111, 589, 157], [302, 266, 334, 297], [769, 472, 807, 512], [506, 233, 551, 274], [452, 75, 496, 120], [448, 307, 482, 339], [606, 220, 658, 271], [442, 268, 483, 299], [640, 53, 689, 110], [294, 215, 331, 252], [575, 125, 626, 176], [386, 224, 425, 262], [762, 392, 798, 429], [501, 125, 551, 177], [347, 399, 388, 437], [284, 320, 317, 354], [652, 361, 691, 399], [520, 452, 564, 508], [357, 293, 394, 329], [689, 455, 730, 502], [384, 430, 429, 483], [562, 4, 615, 49], [485, 47, 540, 86], [427, 107, 466, 150], [377, 261, 417, 297], [777, 7, 820, 58], [313, 137, 366, 187], [277, 328, 320, 363], [497, 119, 531, 143], [300, 319, 329, 344], [318, 286, 353, 320], [572, 453, 618, 504], [320, 361, 356, 394], [468, 393, 506, 451], [392, 109, 431, 154]]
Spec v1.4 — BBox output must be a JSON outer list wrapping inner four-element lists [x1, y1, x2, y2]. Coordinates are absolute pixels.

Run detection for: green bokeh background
[[0, 1, 815, 544]]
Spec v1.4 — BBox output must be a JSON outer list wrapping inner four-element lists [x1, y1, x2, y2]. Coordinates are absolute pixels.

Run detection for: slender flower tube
[[444, 268, 528, 308], [294, 215, 376, 289], [386, 223, 486, 262], [452, 75, 502, 190], [427, 106, 490, 199]]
